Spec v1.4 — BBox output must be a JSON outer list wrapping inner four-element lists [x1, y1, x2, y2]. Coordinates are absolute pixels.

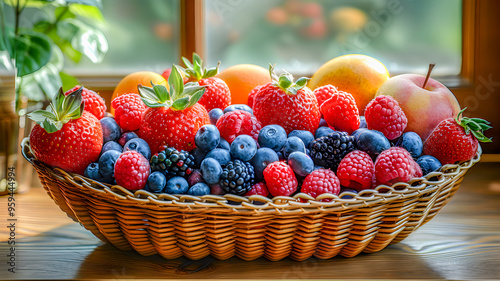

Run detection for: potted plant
[[0, 0, 108, 194]]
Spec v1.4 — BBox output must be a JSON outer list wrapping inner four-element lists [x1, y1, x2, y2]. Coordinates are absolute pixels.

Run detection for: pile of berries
[[28, 56, 491, 201]]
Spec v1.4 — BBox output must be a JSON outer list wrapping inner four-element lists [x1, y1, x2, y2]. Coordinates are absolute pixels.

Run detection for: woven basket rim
[[21, 137, 481, 214]]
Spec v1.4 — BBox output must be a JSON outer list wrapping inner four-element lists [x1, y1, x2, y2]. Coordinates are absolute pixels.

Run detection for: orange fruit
[[216, 64, 271, 105], [111, 71, 168, 115], [308, 54, 389, 115]]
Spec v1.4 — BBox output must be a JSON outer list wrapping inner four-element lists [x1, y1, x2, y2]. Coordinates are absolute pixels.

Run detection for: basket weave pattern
[[22, 139, 481, 261]]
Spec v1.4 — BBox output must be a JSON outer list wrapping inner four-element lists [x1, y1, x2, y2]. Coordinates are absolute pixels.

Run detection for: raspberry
[[337, 150, 374, 191], [374, 147, 420, 186], [216, 110, 262, 143], [313, 84, 340, 108], [320, 90, 359, 134], [244, 182, 269, 197], [365, 95, 408, 140], [301, 168, 340, 202], [263, 162, 298, 197], [111, 93, 147, 132], [247, 85, 263, 108], [114, 151, 150, 190], [65, 86, 106, 120]]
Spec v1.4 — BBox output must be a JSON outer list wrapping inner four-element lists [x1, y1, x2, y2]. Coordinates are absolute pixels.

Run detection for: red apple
[[375, 72, 460, 141]]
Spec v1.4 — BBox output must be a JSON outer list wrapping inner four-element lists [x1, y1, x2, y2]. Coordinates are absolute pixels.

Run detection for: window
[[204, 0, 462, 76], [66, 0, 180, 75]]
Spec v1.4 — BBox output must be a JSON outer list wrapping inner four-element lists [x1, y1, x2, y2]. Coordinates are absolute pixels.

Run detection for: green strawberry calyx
[[456, 108, 492, 143], [181, 52, 220, 81], [138, 65, 206, 111], [27, 87, 84, 133], [269, 64, 309, 96]]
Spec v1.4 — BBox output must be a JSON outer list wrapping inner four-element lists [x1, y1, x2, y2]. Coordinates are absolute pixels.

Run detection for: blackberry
[[150, 146, 195, 179], [310, 131, 356, 171], [219, 160, 255, 195]]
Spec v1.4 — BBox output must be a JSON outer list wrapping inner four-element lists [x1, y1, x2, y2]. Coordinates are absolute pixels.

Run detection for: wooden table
[[1, 162, 500, 280]]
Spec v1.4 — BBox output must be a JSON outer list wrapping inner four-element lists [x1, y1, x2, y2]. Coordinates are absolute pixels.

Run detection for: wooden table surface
[[1, 162, 499, 280]]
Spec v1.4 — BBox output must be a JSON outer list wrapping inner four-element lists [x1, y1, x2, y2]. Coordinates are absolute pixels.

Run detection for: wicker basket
[[21, 138, 481, 261]]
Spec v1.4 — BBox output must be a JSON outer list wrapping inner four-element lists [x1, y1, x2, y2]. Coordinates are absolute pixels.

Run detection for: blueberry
[[258, 125, 287, 151], [396, 132, 423, 158], [283, 136, 306, 158], [359, 116, 367, 129], [287, 151, 314, 177], [98, 150, 121, 178], [100, 117, 121, 143], [165, 176, 189, 194], [206, 148, 231, 166], [417, 155, 442, 176], [188, 183, 211, 196], [195, 125, 220, 152], [318, 119, 329, 127], [277, 151, 286, 161], [355, 130, 391, 160], [84, 163, 105, 182], [217, 138, 231, 150], [230, 135, 257, 161], [351, 128, 369, 139], [101, 141, 123, 154], [124, 138, 151, 160], [200, 158, 223, 184], [288, 130, 315, 149], [250, 147, 279, 182], [191, 147, 207, 168], [315, 126, 335, 139], [118, 132, 138, 146], [147, 171, 167, 192], [209, 108, 224, 125], [224, 104, 253, 115]]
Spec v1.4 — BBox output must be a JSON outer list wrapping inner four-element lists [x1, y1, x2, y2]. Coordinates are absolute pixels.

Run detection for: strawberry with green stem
[[138, 65, 210, 154], [181, 53, 231, 111], [28, 87, 103, 175], [423, 108, 492, 164], [253, 64, 321, 134]]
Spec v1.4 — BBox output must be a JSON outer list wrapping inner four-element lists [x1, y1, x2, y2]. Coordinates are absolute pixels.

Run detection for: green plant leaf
[[68, 4, 104, 21], [5, 0, 54, 8], [138, 84, 159, 102], [33, 63, 62, 100], [60, 71, 80, 92], [182, 57, 193, 69], [41, 118, 63, 133], [153, 84, 170, 103], [186, 88, 206, 108], [168, 65, 184, 99], [27, 109, 57, 124], [171, 96, 190, 111], [57, 18, 108, 63], [65, 0, 102, 9], [279, 75, 292, 89], [13, 30, 52, 77], [295, 77, 309, 87]]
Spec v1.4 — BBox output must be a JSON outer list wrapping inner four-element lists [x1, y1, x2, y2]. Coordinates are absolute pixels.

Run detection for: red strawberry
[[138, 66, 210, 154], [263, 161, 298, 197], [181, 53, 231, 111], [320, 90, 359, 134], [365, 95, 407, 140], [244, 182, 269, 197], [65, 86, 106, 119], [114, 151, 150, 190], [111, 93, 147, 132], [374, 147, 421, 186], [300, 168, 340, 202], [337, 150, 374, 191], [247, 85, 264, 108], [313, 84, 340, 108], [253, 65, 320, 134], [423, 108, 491, 164], [29, 88, 103, 175], [216, 110, 262, 143]]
